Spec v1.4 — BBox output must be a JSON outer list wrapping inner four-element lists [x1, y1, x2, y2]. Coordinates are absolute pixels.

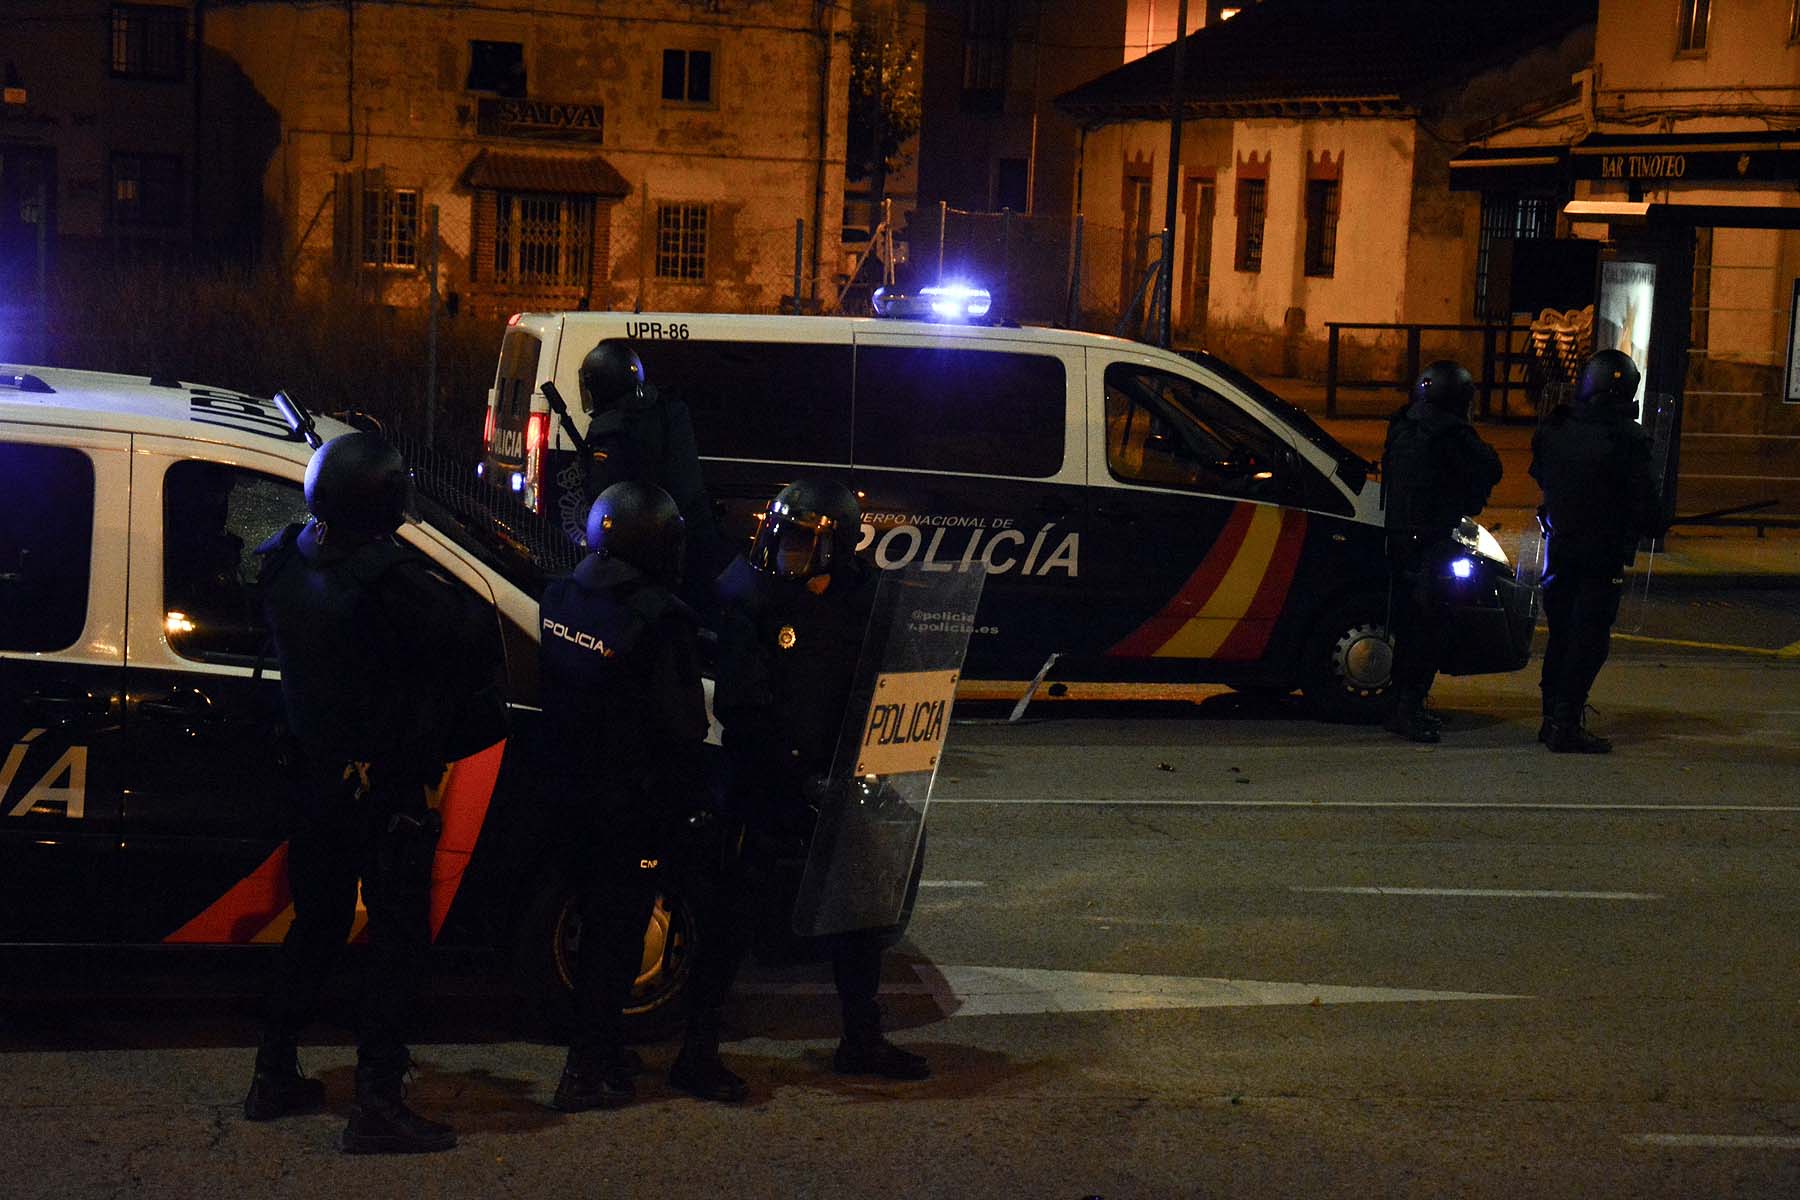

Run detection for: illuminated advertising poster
[[1596, 260, 1656, 421]]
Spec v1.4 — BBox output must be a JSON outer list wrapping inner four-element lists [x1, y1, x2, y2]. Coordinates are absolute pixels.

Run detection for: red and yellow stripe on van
[[1109, 503, 1308, 662], [162, 739, 507, 946]]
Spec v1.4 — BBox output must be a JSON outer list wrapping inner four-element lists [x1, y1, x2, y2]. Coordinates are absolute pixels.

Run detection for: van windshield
[[1178, 350, 1370, 492]]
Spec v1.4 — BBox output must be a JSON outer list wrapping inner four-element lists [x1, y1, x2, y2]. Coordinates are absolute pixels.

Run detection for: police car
[[0, 364, 885, 1029], [479, 286, 1534, 720]]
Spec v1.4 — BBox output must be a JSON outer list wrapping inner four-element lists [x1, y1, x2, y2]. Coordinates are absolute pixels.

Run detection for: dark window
[[1303, 179, 1339, 277], [656, 203, 708, 280], [995, 158, 1028, 212], [1234, 178, 1266, 272], [1677, 0, 1710, 52], [661, 49, 714, 104], [111, 4, 185, 80], [495, 192, 592, 286], [496, 329, 542, 425], [1475, 193, 1554, 318], [0, 443, 95, 652], [1103, 362, 1295, 503], [962, 0, 1009, 112], [362, 186, 419, 268], [162, 462, 307, 664], [636, 340, 853, 466], [111, 152, 182, 227], [467, 40, 526, 96], [853, 345, 1064, 477]]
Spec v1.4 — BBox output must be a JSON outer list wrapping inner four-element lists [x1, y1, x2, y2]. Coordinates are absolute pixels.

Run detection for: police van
[[0, 364, 891, 1028], [479, 289, 1533, 721]]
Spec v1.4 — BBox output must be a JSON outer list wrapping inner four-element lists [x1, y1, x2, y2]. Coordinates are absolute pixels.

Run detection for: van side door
[[0, 427, 129, 943], [848, 331, 1086, 679], [1083, 353, 1314, 670]]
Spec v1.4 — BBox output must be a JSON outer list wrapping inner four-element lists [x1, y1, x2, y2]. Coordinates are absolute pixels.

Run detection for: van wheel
[[1300, 594, 1393, 723], [512, 871, 698, 1040]]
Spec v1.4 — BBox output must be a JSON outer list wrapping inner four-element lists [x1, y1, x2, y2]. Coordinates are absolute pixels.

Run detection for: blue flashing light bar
[[871, 281, 993, 322]]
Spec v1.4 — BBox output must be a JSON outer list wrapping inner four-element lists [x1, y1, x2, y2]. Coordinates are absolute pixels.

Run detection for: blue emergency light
[[871, 281, 992, 322], [1450, 556, 1475, 580]]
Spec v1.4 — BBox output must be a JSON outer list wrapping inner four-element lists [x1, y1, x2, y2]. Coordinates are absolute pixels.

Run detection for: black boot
[[340, 1058, 456, 1154], [1383, 689, 1441, 744], [1547, 701, 1611, 754], [834, 1007, 930, 1081], [243, 1040, 325, 1121], [669, 1014, 747, 1103], [551, 1047, 635, 1112]]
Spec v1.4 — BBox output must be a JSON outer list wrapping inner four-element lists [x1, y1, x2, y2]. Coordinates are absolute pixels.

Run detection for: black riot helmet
[[303, 431, 409, 538], [585, 480, 686, 586], [1575, 349, 1641, 418], [1411, 360, 1475, 416], [747, 479, 861, 581], [577, 339, 646, 416]]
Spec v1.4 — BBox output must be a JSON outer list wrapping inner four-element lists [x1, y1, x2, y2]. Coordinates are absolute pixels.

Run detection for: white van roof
[[0, 364, 350, 460], [508, 311, 1165, 353]]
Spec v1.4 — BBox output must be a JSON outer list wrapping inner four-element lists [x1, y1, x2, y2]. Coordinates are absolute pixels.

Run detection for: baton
[[540, 380, 591, 457]]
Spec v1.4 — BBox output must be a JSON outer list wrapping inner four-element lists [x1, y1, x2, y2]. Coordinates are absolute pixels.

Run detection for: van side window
[[853, 345, 1064, 477], [162, 462, 309, 664], [1103, 363, 1296, 503], [0, 442, 95, 652], [636, 340, 852, 465], [497, 330, 541, 422]]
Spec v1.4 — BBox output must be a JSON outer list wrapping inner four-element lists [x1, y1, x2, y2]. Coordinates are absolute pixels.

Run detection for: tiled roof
[[1056, 0, 1596, 121], [460, 149, 631, 197]]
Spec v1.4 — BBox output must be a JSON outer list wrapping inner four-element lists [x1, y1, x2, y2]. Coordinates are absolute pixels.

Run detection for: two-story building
[[1053, 0, 1595, 377]]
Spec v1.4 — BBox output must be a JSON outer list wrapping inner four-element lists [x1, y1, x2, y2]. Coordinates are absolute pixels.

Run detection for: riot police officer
[[243, 431, 501, 1154], [539, 481, 747, 1109], [1530, 349, 1664, 753], [575, 340, 722, 618], [700, 479, 929, 1082], [1381, 360, 1504, 742]]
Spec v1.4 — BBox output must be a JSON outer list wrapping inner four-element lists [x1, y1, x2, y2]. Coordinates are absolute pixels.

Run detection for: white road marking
[[919, 879, 987, 889], [739, 966, 1526, 1019], [1292, 886, 1663, 901], [933, 796, 1800, 813], [1627, 1134, 1800, 1151]]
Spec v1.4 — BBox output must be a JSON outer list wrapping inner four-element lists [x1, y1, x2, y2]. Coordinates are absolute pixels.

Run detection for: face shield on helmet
[[747, 481, 861, 581]]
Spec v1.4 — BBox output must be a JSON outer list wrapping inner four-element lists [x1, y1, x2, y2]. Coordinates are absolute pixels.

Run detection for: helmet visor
[[750, 512, 836, 578]]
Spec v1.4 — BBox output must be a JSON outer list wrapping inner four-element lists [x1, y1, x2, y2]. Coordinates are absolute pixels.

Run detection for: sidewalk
[[1253, 374, 1800, 585]]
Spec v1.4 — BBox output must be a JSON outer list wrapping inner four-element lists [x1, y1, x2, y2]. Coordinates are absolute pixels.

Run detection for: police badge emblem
[[776, 624, 798, 650]]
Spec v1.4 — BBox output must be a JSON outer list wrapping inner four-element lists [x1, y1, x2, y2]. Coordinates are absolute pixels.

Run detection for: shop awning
[[1568, 130, 1800, 183], [1447, 144, 1570, 192], [459, 149, 630, 198]]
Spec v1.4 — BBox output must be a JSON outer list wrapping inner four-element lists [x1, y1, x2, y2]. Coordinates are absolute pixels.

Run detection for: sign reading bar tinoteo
[[476, 97, 604, 143], [855, 669, 958, 777]]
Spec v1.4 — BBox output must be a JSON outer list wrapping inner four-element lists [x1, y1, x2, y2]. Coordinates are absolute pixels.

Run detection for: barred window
[[1474, 193, 1554, 317], [495, 192, 593, 287], [362, 187, 419, 268], [111, 4, 185, 80], [1234, 178, 1266, 273], [112, 152, 182, 226], [656, 203, 708, 281], [1677, 0, 1710, 53], [1303, 179, 1340, 277]]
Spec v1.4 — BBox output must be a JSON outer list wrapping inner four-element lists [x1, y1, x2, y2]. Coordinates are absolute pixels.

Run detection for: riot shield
[[1509, 514, 1547, 622], [791, 563, 987, 938], [1619, 392, 1677, 634]]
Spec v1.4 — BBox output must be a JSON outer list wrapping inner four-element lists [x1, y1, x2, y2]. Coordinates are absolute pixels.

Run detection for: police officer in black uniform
[[574, 340, 722, 618], [699, 479, 929, 1082], [539, 481, 747, 1110], [1381, 360, 1504, 743], [1531, 349, 1664, 753], [243, 431, 501, 1154]]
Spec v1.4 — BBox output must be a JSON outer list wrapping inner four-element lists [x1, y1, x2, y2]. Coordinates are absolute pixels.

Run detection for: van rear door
[[484, 324, 548, 483]]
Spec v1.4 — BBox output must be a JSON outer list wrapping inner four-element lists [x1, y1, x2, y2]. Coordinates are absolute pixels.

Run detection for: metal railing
[[1324, 321, 1535, 419]]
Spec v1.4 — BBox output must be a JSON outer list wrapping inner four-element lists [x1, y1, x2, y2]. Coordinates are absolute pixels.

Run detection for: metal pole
[[1157, 0, 1190, 350], [425, 203, 440, 446], [1066, 213, 1085, 328], [1325, 324, 1339, 419], [937, 199, 947, 281], [34, 182, 48, 364], [793, 217, 804, 315]]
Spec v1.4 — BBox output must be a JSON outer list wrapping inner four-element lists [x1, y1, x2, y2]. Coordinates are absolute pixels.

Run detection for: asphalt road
[[2, 606, 1797, 1199]]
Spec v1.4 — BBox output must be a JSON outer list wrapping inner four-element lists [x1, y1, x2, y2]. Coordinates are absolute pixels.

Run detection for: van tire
[[512, 869, 699, 1041], [1299, 593, 1394, 723]]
